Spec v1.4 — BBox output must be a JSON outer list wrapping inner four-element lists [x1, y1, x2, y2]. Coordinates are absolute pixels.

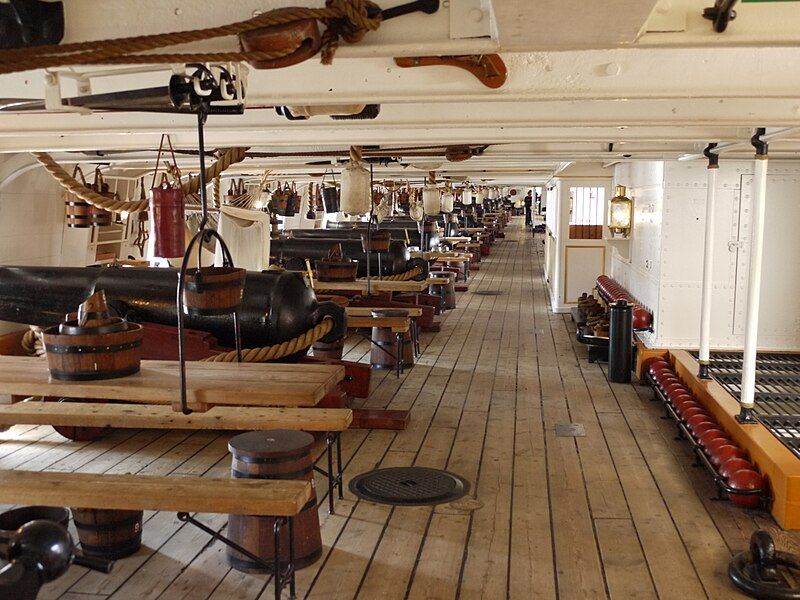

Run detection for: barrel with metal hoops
[[226, 430, 322, 572]]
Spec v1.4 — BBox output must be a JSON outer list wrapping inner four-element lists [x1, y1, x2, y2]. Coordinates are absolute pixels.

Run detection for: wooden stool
[[227, 430, 322, 572]]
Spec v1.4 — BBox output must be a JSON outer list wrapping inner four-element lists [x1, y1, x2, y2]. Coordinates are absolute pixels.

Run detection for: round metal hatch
[[349, 467, 470, 506]]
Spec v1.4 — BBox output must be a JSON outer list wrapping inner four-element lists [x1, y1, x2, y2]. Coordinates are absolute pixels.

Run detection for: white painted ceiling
[[1, 0, 800, 185]]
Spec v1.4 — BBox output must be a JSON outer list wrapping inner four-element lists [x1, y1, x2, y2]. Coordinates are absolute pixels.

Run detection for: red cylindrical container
[[149, 186, 185, 258]]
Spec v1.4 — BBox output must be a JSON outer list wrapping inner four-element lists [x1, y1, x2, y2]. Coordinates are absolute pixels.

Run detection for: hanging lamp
[[440, 182, 454, 213], [340, 146, 371, 214], [422, 171, 441, 215]]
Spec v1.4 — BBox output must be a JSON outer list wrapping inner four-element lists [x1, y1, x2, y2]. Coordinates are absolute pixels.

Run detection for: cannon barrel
[[0, 266, 346, 351], [271, 238, 428, 281], [327, 220, 444, 250]]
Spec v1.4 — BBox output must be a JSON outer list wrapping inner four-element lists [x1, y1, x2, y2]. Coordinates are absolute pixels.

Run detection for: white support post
[[737, 129, 769, 424], [698, 144, 719, 379]]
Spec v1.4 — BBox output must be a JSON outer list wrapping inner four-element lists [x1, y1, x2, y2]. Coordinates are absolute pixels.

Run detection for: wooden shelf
[[0, 356, 344, 411], [313, 278, 430, 293]]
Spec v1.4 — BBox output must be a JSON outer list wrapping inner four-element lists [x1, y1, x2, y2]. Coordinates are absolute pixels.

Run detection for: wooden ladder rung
[[0, 402, 352, 431], [0, 470, 310, 516]]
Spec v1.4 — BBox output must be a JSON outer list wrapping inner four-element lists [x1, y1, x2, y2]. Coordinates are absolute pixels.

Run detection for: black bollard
[[608, 299, 633, 383]]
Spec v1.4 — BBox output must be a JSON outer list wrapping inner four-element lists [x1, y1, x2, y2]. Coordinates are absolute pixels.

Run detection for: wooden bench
[[0, 469, 310, 599], [0, 401, 352, 432]]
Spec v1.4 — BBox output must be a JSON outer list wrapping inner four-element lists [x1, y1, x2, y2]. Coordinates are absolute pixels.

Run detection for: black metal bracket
[[177, 513, 296, 600], [698, 361, 712, 380], [0, 0, 63, 50], [703, 143, 720, 169], [313, 432, 345, 514], [736, 405, 759, 424], [751, 127, 769, 157], [703, 0, 739, 33], [729, 530, 800, 599]]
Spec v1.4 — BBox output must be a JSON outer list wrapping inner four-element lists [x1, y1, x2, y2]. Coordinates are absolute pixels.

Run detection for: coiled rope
[[32, 147, 248, 213], [21, 328, 45, 357], [201, 317, 335, 363], [0, 0, 382, 75], [381, 265, 423, 281]]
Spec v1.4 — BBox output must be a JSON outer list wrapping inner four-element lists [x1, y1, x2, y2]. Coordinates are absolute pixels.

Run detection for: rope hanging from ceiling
[[0, 0, 382, 75], [32, 147, 249, 213]]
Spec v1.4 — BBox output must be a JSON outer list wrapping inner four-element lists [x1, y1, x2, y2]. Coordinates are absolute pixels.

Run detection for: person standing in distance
[[524, 191, 533, 227]]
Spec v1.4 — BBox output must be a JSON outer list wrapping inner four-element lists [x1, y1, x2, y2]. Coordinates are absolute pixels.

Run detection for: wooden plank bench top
[[441, 236, 471, 243], [0, 356, 344, 410], [427, 277, 450, 286], [346, 306, 423, 318], [313, 279, 429, 293], [347, 315, 410, 333], [0, 469, 311, 517], [0, 401, 353, 432]]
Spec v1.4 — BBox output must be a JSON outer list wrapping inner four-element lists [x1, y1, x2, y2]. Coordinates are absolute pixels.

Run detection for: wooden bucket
[[312, 338, 344, 360], [227, 430, 322, 572], [370, 327, 413, 370], [42, 322, 143, 381], [314, 260, 358, 282], [183, 266, 246, 316], [360, 230, 392, 253], [64, 167, 113, 228], [49, 397, 110, 441], [71, 508, 143, 559]]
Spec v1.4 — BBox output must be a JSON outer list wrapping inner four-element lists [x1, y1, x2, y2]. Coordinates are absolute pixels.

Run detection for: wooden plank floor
[[1, 218, 796, 599]]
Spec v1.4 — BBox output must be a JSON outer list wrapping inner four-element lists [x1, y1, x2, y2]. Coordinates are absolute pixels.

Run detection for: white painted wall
[[614, 158, 800, 351]]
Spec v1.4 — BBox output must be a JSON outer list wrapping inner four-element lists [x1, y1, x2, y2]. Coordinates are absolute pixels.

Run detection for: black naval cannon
[[271, 238, 428, 280], [0, 266, 346, 351]]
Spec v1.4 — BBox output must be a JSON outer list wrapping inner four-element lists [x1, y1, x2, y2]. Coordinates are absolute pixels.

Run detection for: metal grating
[[690, 351, 800, 417], [757, 415, 800, 460], [349, 467, 469, 506]]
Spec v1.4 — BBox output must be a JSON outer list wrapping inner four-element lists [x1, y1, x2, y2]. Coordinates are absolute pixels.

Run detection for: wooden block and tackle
[[0, 356, 344, 412], [0, 469, 311, 517], [0, 401, 353, 432]]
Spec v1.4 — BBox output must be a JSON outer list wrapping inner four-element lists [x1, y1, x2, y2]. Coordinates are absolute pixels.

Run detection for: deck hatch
[[348, 467, 469, 506], [474, 290, 505, 296]]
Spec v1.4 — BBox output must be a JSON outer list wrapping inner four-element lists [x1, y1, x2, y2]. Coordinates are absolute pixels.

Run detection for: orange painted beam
[[670, 350, 800, 529]]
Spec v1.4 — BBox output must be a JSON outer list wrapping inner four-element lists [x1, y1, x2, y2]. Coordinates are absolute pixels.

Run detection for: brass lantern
[[608, 185, 633, 238]]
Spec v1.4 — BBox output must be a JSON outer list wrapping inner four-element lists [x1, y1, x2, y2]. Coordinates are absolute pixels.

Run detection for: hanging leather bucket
[[148, 135, 185, 259], [321, 170, 340, 213], [149, 173, 185, 259]]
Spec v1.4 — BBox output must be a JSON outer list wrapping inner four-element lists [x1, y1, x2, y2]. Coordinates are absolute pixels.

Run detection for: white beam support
[[738, 132, 769, 424], [697, 146, 718, 379]]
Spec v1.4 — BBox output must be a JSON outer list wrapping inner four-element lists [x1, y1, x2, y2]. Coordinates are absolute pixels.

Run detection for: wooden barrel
[[64, 200, 113, 228], [227, 430, 322, 573], [42, 322, 143, 381], [312, 338, 344, 359], [49, 397, 110, 441], [370, 326, 413, 369], [71, 508, 143, 559], [429, 272, 456, 310], [183, 266, 246, 316]]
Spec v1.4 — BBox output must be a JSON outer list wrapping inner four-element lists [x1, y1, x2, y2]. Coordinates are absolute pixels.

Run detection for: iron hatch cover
[[474, 290, 505, 296], [349, 467, 470, 506]]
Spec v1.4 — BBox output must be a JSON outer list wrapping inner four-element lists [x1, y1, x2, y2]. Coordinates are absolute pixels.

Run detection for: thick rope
[[201, 317, 335, 363], [381, 265, 423, 281], [0, 0, 382, 75], [32, 147, 248, 213], [21, 328, 45, 357]]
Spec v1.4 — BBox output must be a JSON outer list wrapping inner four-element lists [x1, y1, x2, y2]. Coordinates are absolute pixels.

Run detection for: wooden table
[[313, 278, 430, 293], [0, 356, 344, 412]]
